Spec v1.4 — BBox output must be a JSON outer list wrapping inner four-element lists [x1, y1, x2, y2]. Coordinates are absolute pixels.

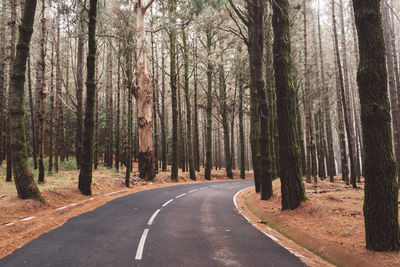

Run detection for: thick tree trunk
[[38, 0, 46, 184], [115, 51, 121, 171], [352, 0, 400, 251], [238, 68, 245, 179], [272, 0, 306, 210], [78, 0, 98, 196], [150, 10, 158, 174], [10, 0, 44, 202], [134, 2, 155, 181]]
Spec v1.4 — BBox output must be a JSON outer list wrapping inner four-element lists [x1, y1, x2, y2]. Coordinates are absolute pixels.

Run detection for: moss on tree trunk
[[352, 0, 400, 251]]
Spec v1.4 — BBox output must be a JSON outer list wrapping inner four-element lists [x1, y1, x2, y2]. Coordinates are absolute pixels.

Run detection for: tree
[[9, 0, 44, 202], [272, 0, 305, 210], [78, 0, 98, 196], [133, 0, 156, 181], [38, 0, 46, 184], [352, 0, 400, 251]]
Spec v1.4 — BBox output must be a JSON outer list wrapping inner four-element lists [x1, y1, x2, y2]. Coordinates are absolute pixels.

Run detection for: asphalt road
[[0, 180, 306, 267]]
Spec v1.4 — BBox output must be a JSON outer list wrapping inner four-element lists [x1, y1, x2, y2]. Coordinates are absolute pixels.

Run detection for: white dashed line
[[4, 222, 15, 226], [176, 193, 186, 198], [70, 203, 79, 207], [20, 216, 35, 222], [55, 206, 67, 210], [188, 189, 198, 193], [199, 187, 207, 190], [135, 229, 149, 260], [162, 199, 174, 207], [105, 192, 117, 196], [147, 209, 161, 226]]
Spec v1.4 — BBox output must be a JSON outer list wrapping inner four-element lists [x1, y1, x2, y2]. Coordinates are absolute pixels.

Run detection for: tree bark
[[38, 0, 46, 184], [205, 24, 213, 181], [352, 0, 400, 251], [134, 1, 155, 181], [75, 32, 84, 169], [78, 0, 98, 196], [0, 0, 6, 166], [10, 0, 44, 202], [48, 35, 54, 173], [272, 0, 306, 210], [105, 46, 113, 168]]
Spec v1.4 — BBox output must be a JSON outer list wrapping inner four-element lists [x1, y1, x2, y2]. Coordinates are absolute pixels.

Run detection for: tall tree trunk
[[27, 55, 38, 170], [38, 0, 46, 184], [239, 71, 245, 179], [193, 35, 200, 172], [134, 1, 155, 181], [339, 0, 357, 188], [105, 46, 113, 168], [205, 24, 213, 181], [76, 33, 84, 169], [161, 36, 167, 172], [10, 0, 44, 201], [78, 0, 98, 196], [115, 49, 121, 171], [219, 56, 233, 179], [332, 0, 349, 184], [318, 0, 335, 181], [303, 0, 312, 183], [182, 26, 196, 180], [0, 0, 6, 166], [382, 1, 400, 182], [352, 0, 400, 251], [48, 36, 54, 173], [150, 8, 158, 174], [6, 0, 17, 182], [177, 55, 186, 172], [272, 0, 306, 210]]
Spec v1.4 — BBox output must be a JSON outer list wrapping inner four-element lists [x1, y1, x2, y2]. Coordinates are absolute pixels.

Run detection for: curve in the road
[[0, 180, 306, 267]]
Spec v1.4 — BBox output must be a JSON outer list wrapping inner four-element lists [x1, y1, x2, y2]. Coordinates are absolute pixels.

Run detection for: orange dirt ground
[[237, 177, 400, 267], [0, 164, 252, 258]]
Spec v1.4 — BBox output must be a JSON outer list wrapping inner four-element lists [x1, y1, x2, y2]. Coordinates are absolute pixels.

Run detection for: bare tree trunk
[[6, 0, 17, 182], [10, 0, 44, 201], [78, 0, 98, 196], [0, 0, 6, 166], [318, 0, 335, 181], [133, 1, 155, 181], [382, 1, 400, 183], [161, 35, 167, 172], [38, 0, 46, 184], [27, 55, 38, 170], [75, 33, 84, 169], [150, 7, 158, 174], [303, 0, 312, 183], [115, 48, 121, 171], [193, 34, 200, 172], [48, 34, 54, 173], [339, 0, 357, 188], [332, 0, 349, 184], [105, 46, 113, 168]]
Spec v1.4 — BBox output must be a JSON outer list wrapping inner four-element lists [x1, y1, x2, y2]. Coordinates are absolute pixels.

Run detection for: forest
[[1, 0, 400, 263]]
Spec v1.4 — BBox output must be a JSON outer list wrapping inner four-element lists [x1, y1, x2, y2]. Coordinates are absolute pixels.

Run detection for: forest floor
[[0, 159, 252, 258], [237, 177, 400, 267]]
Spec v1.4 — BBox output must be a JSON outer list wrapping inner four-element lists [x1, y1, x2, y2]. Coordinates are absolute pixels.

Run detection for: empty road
[[0, 180, 306, 267]]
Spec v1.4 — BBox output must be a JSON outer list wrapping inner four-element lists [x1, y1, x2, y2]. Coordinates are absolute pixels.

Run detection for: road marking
[[55, 206, 67, 210], [199, 187, 207, 190], [188, 189, 198, 193], [70, 203, 79, 207], [4, 222, 14, 226], [135, 229, 149, 260], [20, 216, 35, 222], [265, 233, 279, 241], [147, 209, 161, 226], [105, 192, 117, 196], [176, 193, 186, 198], [89, 198, 94, 200], [162, 199, 174, 207]]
